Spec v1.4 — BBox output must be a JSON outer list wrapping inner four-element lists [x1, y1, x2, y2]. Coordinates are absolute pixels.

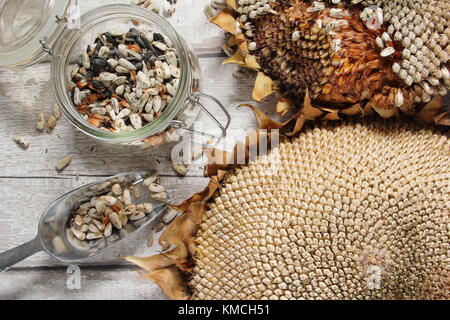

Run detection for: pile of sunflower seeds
[[70, 27, 180, 133], [68, 174, 168, 243]]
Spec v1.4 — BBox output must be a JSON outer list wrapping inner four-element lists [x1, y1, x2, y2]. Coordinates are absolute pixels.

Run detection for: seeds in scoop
[[148, 183, 165, 193], [163, 209, 178, 224], [112, 183, 122, 196], [123, 189, 132, 205], [13, 136, 29, 149], [152, 192, 168, 201], [55, 156, 72, 172], [67, 174, 165, 244]]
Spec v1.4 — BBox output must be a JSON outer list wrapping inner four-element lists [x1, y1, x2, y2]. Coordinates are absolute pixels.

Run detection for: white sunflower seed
[[13, 136, 29, 149]]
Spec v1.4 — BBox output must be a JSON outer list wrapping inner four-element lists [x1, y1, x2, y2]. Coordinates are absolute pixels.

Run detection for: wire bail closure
[[169, 92, 231, 148], [39, 37, 53, 56]]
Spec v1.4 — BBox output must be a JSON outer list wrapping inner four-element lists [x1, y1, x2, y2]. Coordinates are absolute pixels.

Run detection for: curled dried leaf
[[222, 50, 246, 67], [226, 0, 238, 11], [209, 8, 236, 34], [140, 268, 190, 300], [244, 54, 260, 69], [252, 72, 273, 101], [416, 96, 442, 124], [276, 97, 294, 116]]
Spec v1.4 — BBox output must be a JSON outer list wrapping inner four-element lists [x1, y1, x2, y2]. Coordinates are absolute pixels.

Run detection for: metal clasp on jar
[[168, 92, 231, 147]]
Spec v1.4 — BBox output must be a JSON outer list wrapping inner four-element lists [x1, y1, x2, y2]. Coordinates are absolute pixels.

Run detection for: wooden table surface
[[0, 0, 448, 300], [0, 0, 280, 300]]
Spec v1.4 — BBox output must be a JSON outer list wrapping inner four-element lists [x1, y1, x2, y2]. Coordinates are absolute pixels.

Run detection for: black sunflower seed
[[136, 36, 147, 49], [91, 80, 105, 90], [92, 58, 109, 70], [124, 38, 136, 44], [127, 28, 139, 38], [153, 32, 164, 42]]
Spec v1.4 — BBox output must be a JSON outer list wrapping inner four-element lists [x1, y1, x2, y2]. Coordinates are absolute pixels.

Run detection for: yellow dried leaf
[[239, 104, 285, 129], [252, 72, 273, 101], [235, 33, 248, 53], [226, 0, 238, 11], [209, 8, 236, 34], [276, 97, 294, 116], [244, 54, 261, 69], [222, 50, 246, 67], [141, 268, 189, 300], [302, 89, 323, 119]]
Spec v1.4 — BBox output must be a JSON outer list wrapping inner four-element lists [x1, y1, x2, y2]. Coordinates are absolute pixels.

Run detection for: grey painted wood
[[0, 0, 448, 300]]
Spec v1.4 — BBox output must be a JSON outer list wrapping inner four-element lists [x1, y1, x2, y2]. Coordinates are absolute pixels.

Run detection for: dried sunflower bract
[[210, 0, 450, 127]]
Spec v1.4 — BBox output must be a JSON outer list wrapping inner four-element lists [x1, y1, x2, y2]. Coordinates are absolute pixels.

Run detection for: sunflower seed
[[13, 136, 29, 149], [137, 203, 153, 214], [45, 116, 57, 133], [123, 189, 132, 205], [109, 212, 123, 230], [104, 223, 113, 237], [71, 227, 86, 241], [152, 192, 168, 201], [163, 209, 178, 224], [55, 156, 72, 172], [112, 183, 122, 196], [144, 175, 159, 186], [36, 113, 46, 132], [53, 104, 62, 120]]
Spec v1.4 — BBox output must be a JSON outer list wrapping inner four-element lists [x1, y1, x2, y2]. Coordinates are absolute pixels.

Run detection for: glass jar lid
[[0, 0, 73, 68]]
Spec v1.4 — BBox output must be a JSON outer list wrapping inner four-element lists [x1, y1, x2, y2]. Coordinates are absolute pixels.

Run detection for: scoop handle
[[0, 237, 43, 272]]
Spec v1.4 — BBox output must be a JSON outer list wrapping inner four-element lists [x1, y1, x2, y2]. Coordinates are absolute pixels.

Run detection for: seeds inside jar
[[69, 28, 180, 133], [67, 174, 165, 244]]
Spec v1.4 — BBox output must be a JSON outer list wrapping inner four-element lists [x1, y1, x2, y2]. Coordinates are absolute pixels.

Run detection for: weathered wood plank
[[0, 268, 165, 300]]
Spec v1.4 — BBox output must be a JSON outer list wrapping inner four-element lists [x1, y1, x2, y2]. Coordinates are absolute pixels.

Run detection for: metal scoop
[[0, 171, 167, 272]]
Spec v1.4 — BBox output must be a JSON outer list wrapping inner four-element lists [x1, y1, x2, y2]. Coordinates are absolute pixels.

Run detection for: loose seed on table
[[36, 113, 46, 132], [148, 183, 165, 193], [55, 156, 72, 172], [45, 116, 57, 134], [13, 136, 29, 149], [163, 209, 178, 224], [53, 104, 62, 120]]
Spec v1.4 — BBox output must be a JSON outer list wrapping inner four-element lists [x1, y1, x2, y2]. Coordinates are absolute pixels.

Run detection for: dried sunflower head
[[210, 0, 450, 127], [126, 118, 449, 300]]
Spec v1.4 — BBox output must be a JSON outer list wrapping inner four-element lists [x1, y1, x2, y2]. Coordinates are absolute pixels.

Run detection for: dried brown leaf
[[226, 0, 238, 11], [222, 50, 246, 67], [244, 54, 260, 69], [252, 72, 273, 101], [209, 8, 236, 34], [416, 96, 442, 123], [140, 268, 190, 300]]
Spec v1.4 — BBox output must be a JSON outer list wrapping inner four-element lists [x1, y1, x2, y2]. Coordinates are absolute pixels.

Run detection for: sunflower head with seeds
[[207, 0, 450, 132]]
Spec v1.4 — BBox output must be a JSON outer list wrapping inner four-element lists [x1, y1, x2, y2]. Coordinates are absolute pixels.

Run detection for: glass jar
[[0, 1, 230, 151]]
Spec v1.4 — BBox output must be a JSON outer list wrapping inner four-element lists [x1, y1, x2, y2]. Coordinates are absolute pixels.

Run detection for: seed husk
[[45, 116, 57, 134], [13, 136, 29, 149], [55, 156, 72, 172], [36, 113, 46, 132]]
